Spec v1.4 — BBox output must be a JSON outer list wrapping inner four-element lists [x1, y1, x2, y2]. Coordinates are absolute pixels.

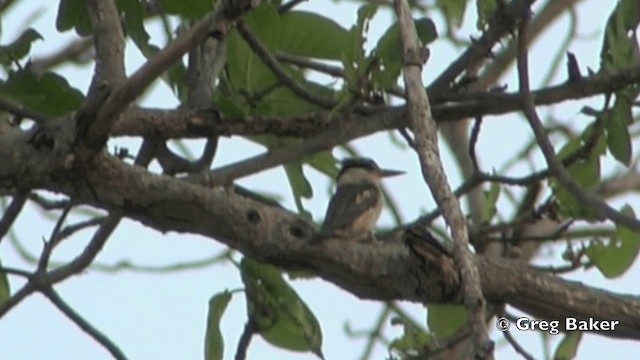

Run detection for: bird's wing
[[321, 183, 379, 232]]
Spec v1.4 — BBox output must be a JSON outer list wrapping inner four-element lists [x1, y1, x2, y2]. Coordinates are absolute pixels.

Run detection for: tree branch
[[75, 0, 259, 153], [43, 288, 128, 360], [428, 0, 537, 93], [110, 64, 640, 140], [516, 11, 640, 231], [393, 0, 491, 357], [1, 137, 640, 339], [0, 190, 28, 244]]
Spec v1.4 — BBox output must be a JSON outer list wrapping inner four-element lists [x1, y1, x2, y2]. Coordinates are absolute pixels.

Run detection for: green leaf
[[342, 5, 378, 90], [476, 0, 498, 29], [204, 291, 233, 360], [306, 151, 339, 179], [279, 12, 349, 60], [586, 205, 640, 278], [437, 0, 468, 29], [481, 181, 500, 224], [600, 0, 640, 71], [214, 93, 248, 118], [372, 18, 437, 89], [226, 4, 280, 99], [255, 81, 332, 116], [0, 29, 43, 66], [116, 0, 151, 55], [284, 163, 313, 216], [553, 332, 582, 360], [427, 305, 467, 338], [161, 0, 213, 19], [240, 258, 324, 359], [0, 259, 10, 306], [389, 318, 432, 356], [550, 126, 605, 220], [605, 96, 633, 166], [56, 0, 92, 36], [0, 71, 84, 116]]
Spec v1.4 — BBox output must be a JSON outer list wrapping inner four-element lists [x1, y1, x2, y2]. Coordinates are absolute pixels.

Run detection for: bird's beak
[[378, 168, 405, 177]]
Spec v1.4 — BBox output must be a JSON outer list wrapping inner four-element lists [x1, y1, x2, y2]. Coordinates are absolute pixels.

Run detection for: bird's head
[[336, 157, 405, 185]]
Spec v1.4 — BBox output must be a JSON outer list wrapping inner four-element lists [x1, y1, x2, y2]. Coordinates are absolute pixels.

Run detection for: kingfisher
[[319, 158, 404, 241]]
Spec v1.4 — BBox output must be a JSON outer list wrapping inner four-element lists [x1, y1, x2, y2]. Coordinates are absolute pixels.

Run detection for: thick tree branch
[[393, 0, 490, 357], [1, 136, 640, 339], [110, 64, 640, 140], [85, 0, 126, 85], [75, 0, 259, 153]]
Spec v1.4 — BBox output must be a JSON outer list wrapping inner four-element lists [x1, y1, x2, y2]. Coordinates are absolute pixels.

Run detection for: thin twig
[[516, 11, 640, 231], [0, 97, 50, 124], [428, 0, 537, 93], [38, 200, 73, 271], [235, 319, 257, 360], [0, 266, 31, 278], [57, 216, 106, 242], [43, 288, 128, 360], [469, 116, 483, 173], [0, 191, 28, 244], [502, 328, 537, 360], [0, 282, 35, 318], [276, 52, 344, 77], [48, 212, 121, 283], [236, 21, 337, 110], [77, 0, 257, 152]]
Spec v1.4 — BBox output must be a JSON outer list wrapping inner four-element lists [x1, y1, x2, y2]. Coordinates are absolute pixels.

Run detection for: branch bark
[[1, 134, 640, 340], [393, 0, 491, 357]]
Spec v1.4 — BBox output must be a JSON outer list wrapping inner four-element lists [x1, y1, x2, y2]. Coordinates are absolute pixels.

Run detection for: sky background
[[1, 1, 639, 359]]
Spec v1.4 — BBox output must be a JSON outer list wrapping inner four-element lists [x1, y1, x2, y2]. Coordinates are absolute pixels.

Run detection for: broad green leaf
[[240, 258, 323, 359], [600, 0, 640, 71], [306, 151, 339, 179], [550, 126, 605, 220], [342, 5, 378, 90], [279, 12, 349, 60], [0, 29, 43, 66], [161, 0, 213, 19], [374, 18, 438, 63], [427, 305, 467, 338], [389, 318, 432, 356], [204, 291, 233, 360], [372, 18, 437, 89], [0, 259, 9, 305], [226, 4, 280, 100], [255, 79, 333, 116], [553, 332, 582, 360], [117, 0, 151, 55], [284, 163, 313, 216], [586, 205, 640, 278], [56, 0, 92, 36], [605, 96, 633, 166], [0, 71, 84, 116], [481, 181, 500, 224], [476, 0, 498, 29], [437, 0, 467, 29], [214, 93, 247, 118]]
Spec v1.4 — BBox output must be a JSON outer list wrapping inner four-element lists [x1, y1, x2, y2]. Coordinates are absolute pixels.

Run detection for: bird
[[319, 157, 404, 241]]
